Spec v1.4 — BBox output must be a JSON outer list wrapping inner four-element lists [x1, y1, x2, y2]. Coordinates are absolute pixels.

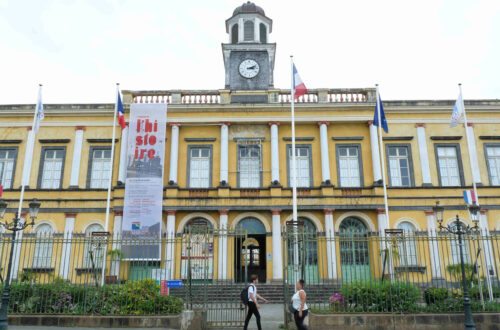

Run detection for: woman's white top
[[292, 289, 308, 311]]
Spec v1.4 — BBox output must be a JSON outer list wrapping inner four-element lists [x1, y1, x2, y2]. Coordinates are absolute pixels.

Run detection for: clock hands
[[247, 65, 256, 70]]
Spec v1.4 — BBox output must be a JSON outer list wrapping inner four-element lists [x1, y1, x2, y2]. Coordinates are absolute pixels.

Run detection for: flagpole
[[375, 84, 393, 281], [17, 84, 43, 218], [459, 84, 479, 205], [459, 83, 494, 300], [101, 83, 120, 286], [290, 56, 300, 290]]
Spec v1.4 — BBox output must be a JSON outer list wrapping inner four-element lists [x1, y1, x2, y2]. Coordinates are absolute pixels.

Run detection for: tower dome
[[232, 2, 266, 17]]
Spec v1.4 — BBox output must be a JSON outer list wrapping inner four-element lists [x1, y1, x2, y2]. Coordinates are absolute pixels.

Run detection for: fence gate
[[178, 222, 248, 328]]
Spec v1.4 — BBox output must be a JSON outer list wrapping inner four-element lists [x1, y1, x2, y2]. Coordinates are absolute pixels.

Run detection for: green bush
[[469, 285, 500, 300], [341, 281, 420, 312], [423, 287, 449, 304], [4, 279, 183, 315]]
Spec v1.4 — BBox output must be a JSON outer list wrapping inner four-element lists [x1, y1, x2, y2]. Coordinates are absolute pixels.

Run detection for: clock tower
[[222, 2, 276, 102]]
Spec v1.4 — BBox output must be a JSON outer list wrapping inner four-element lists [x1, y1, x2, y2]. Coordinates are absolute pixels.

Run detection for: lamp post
[[0, 198, 40, 330], [433, 201, 480, 330]]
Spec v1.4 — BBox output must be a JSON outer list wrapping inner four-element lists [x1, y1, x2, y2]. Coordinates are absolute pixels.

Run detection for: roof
[[232, 2, 266, 17]]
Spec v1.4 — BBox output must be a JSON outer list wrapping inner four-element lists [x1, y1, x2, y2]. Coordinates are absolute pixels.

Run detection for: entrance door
[[235, 218, 267, 283], [339, 217, 371, 281], [129, 261, 161, 281]]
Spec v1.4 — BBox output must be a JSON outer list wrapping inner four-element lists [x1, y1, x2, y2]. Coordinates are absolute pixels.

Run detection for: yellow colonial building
[[0, 2, 499, 286]]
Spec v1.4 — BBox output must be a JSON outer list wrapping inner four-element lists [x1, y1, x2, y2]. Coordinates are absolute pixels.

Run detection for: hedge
[[5, 279, 183, 315]]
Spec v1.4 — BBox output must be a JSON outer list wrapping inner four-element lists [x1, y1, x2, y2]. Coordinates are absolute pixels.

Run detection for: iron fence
[[2, 226, 500, 320], [0, 227, 249, 327], [282, 224, 500, 315]]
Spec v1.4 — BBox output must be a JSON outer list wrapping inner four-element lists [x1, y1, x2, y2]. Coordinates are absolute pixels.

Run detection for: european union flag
[[374, 95, 388, 133]]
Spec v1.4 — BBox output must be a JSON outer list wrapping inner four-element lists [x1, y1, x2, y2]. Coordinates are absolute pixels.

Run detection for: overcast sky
[[1, 0, 499, 104]]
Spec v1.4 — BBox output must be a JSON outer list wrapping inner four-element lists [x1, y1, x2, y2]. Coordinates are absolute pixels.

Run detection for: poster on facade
[[122, 103, 166, 260], [180, 240, 214, 280]]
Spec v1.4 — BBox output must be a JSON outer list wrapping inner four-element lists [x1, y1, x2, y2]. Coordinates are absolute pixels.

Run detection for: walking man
[[244, 274, 268, 330]]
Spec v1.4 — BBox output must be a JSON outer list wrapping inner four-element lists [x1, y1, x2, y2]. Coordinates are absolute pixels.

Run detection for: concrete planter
[[309, 312, 500, 330], [8, 310, 207, 329]]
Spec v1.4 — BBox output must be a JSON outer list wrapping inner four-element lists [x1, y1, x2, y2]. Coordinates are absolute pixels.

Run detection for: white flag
[[33, 86, 44, 133], [450, 91, 464, 128]]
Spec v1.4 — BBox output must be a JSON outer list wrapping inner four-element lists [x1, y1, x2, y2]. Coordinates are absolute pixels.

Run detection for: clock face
[[239, 59, 260, 78]]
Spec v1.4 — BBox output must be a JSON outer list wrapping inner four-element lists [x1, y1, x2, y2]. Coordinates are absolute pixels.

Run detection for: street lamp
[[0, 199, 40, 330], [433, 201, 480, 330]]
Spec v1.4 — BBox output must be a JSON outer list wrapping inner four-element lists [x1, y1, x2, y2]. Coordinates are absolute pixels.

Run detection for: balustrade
[[126, 88, 373, 105]]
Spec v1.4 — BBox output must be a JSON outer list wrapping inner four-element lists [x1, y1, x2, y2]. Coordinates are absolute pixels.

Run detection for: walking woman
[[292, 279, 308, 330]]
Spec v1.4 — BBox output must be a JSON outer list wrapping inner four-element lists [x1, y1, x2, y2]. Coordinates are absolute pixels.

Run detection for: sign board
[[122, 103, 167, 260], [160, 280, 169, 295], [167, 280, 183, 288], [385, 229, 404, 235]]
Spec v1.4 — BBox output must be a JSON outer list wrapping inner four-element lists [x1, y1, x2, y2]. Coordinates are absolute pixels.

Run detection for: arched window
[[231, 24, 239, 44], [339, 217, 370, 281], [33, 224, 54, 268], [397, 222, 418, 266], [237, 217, 266, 235], [184, 218, 213, 234], [259, 23, 267, 43], [244, 20, 254, 41], [83, 223, 105, 268], [299, 217, 318, 267]]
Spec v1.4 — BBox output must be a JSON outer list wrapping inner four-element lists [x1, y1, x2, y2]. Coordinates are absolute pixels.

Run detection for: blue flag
[[374, 95, 388, 133]]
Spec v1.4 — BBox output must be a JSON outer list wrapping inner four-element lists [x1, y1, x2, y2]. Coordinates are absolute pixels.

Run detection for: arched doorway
[[236, 217, 267, 283], [181, 218, 214, 281], [339, 217, 371, 281]]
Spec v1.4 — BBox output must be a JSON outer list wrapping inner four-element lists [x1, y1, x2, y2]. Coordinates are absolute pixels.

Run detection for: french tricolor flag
[[117, 91, 126, 129], [293, 64, 307, 99], [463, 189, 476, 204]]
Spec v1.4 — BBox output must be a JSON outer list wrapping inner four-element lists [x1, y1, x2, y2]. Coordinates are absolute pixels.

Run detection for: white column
[[218, 210, 229, 280], [11, 213, 26, 281], [110, 211, 123, 277], [416, 124, 432, 186], [253, 17, 259, 42], [70, 127, 85, 187], [168, 124, 180, 185], [324, 209, 337, 280], [271, 209, 283, 281], [426, 211, 443, 279], [220, 123, 229, 185], [368, 121, 382, 184], [21, 129, 35, 187], [318, 121, 331, 185], [165, 211, 176, 279], [479, 210, 495, 276], [270, 122, 280, 185], [466, 124, 482, 184], [59, 213, 76, 279], [118, 125, 129, 185], [238, 18, 244, 42]]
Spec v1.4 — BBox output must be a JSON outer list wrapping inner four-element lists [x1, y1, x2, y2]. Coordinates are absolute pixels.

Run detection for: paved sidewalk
[[10, 328, 176, 330], [10, 304, 287, 330], [243, 303, 285, 330]]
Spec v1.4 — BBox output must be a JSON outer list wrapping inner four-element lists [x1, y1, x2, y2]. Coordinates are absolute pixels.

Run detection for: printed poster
[[122, 103, 166, 260]]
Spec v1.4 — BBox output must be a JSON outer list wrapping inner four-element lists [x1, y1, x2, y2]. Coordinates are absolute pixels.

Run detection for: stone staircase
[[169, 283, 336, 303]]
